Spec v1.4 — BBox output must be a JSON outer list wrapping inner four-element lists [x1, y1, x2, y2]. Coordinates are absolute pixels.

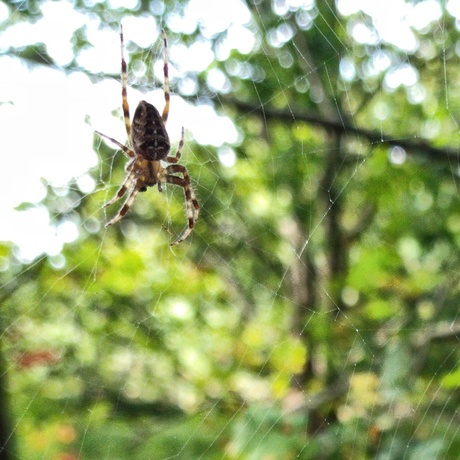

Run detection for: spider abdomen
[[131, 100, 170, 161]]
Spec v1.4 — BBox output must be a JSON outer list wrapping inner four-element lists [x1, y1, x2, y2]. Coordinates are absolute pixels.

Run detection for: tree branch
[[225, 99, 460, 163]]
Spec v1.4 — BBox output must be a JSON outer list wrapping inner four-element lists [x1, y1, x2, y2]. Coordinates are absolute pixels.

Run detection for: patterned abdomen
[[131, 100, 170, 161]]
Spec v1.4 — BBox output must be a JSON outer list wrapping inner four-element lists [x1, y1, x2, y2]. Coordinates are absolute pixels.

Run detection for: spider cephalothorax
[[95, 26, 199, 245]]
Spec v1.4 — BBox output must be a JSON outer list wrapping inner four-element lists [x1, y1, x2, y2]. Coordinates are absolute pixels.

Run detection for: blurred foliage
[[2, 0, 460, 458]]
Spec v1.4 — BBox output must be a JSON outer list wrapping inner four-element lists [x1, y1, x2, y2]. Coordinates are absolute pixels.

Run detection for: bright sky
[[0, 0, 452, 262]]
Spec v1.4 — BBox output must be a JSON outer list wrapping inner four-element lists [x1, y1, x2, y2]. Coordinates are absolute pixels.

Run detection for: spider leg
[[163, 164, 199, 245], [120, 24, 132, 141], [161, 29, 170, 124], [164, 127, 185, 164], [104, 164, 137, 208], [95, 131, 135, 158], [105, 181, 142, 227]]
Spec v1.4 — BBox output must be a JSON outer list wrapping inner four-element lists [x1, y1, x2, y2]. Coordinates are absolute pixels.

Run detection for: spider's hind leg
[[163, 164, 200, 245]]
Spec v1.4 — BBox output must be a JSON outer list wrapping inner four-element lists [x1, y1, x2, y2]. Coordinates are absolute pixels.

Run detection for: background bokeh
[[1, 0, 460, 458]]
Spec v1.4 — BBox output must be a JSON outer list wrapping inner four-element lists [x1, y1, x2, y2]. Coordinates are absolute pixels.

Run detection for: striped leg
[[103, 163, 137, 208], [105, 180, 141, 226], [95, 131, 135, 158], [165, 127, 184, 164], [120, 25, 131, 141], [164, 164, 199, 245], [161, 29, 170, 124]]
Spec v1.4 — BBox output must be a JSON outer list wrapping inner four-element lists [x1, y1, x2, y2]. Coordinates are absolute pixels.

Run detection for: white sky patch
[[336, 0, 360, 16], [0, 2, 8, 22], [227, 24, 258, 54], [207, 68, 231, 93], [0, 1, 87, 65], [215, 24, 258, 61], [5, 206, 79, 262], [370, 51, 392, 73], [410, 1, 442, 30], [272, 0, 315, 16], [447, 0, 460, 18], [384, 63, 419, 89], [108, 0, 139, 10], [185, 0, 251, 37], [78, 24, 123, 75], [188, 105, 239, 147], [174, 40, 215, 73], [350, 22, 379, 45], [118, 15, 160, 48], [338, 0, 442, 52], [0, 60, 97, 197], [339, 56, 356, 81], [218, 146, 237, 168]]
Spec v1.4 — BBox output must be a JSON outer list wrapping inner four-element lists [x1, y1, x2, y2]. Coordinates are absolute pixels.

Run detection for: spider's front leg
[[95, 131, 135, 158], [103, 157, 137, 208], [105, 184, 142, 227], [104, 168, 147, 227]]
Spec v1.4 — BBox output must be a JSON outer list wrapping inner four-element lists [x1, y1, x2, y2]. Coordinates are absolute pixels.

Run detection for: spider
[[95, 26, 199, 245]]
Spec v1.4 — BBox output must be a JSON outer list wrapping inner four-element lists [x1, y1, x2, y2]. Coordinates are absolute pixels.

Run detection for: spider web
[[1, 0, 460, 459]]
